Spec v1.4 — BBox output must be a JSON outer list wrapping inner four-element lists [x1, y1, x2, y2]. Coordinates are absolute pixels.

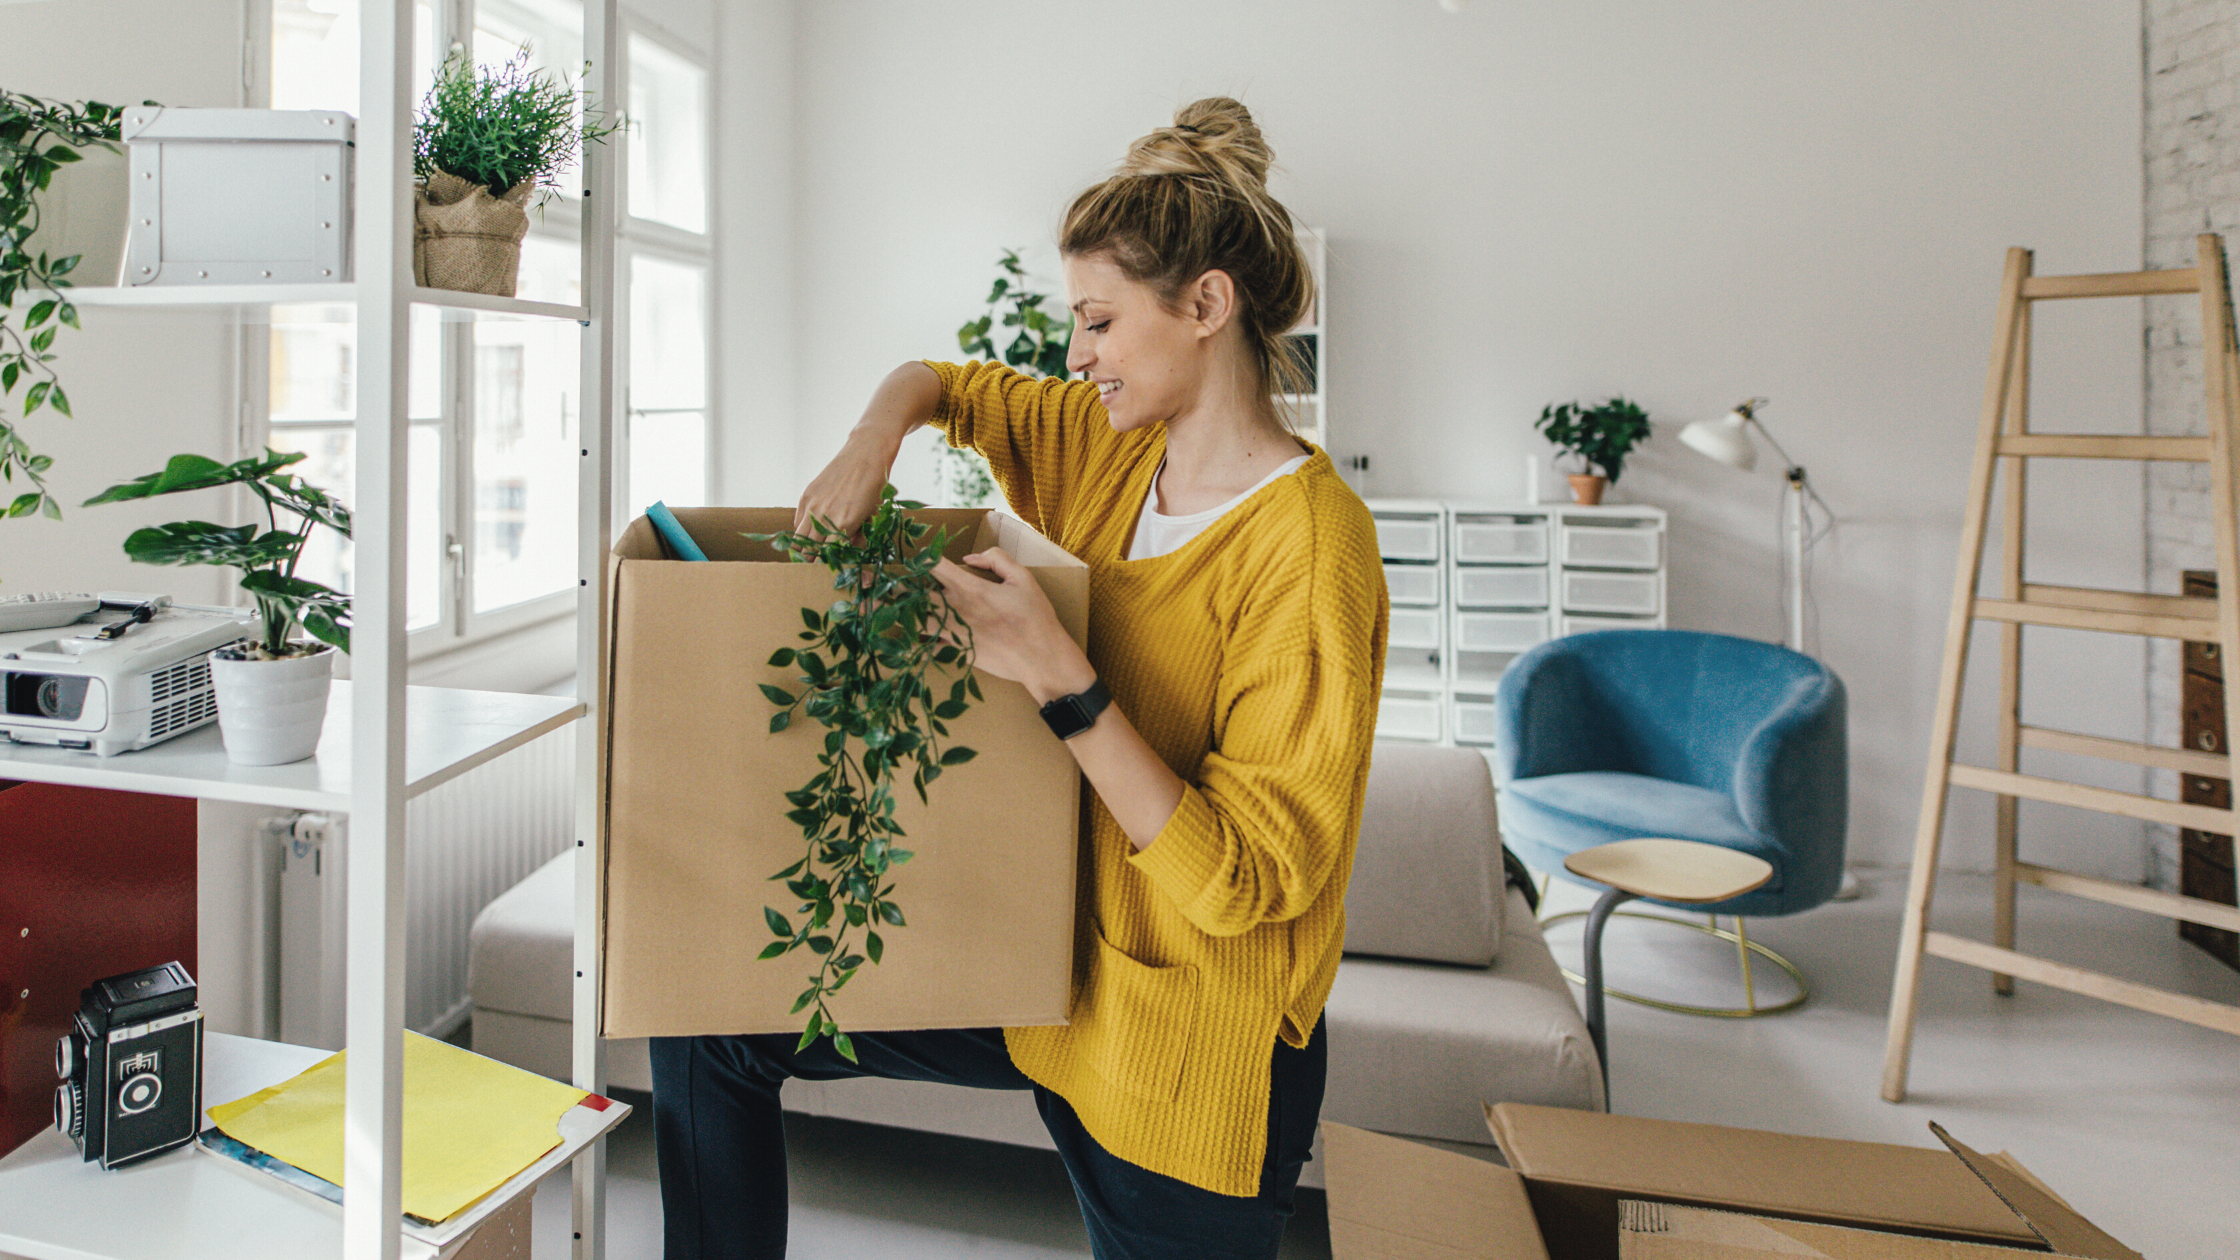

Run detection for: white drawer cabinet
[[1365, 500, 1665, 749]]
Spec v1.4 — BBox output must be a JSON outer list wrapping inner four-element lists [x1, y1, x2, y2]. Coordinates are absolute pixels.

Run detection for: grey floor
[[535, 870, 2240, 1259]]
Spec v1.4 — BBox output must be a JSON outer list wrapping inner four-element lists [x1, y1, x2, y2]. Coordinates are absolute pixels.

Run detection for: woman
[[649, 97, 1388, 1260]]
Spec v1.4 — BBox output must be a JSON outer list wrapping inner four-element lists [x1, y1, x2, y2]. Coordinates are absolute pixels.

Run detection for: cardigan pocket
[[1076, 924, 1200, 1105]]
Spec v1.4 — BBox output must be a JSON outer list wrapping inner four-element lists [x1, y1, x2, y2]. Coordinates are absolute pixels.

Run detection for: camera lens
[[53, 1082, 81, 1139], [55, 1031, 80, 1081]]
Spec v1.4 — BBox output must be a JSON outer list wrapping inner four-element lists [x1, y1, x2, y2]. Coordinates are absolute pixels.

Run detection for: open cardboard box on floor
[[600, 507, 1088, 1039], [1324, 1105, 2141, 1260]]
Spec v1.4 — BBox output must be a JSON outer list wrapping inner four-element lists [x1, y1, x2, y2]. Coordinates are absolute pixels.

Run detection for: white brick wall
[[2143, 0, 2240, 891]]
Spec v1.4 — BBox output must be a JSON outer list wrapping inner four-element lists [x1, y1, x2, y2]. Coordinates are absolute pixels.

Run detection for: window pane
[[268, 424, 443, 632], [270, 305, 441, 423], [629, 253, 706, 410], [473, 319, 580, 613], [627, 36, 707, 234], [513, 233, 583, 311], [473, 0, 587, 204], [271, 0, 436, 112], [629, 411, 705, 511]]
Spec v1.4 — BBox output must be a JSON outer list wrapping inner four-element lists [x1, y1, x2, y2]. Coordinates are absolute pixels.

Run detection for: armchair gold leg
[[1736, 916, 1758, 1014], [1542, 909, 1809, 1017]]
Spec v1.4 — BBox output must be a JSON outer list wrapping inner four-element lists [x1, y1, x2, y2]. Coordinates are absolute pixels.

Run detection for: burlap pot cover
[[413, 171, 533, 296]]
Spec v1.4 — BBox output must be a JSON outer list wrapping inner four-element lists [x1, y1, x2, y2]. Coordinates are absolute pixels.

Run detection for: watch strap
[[1039, 678, 1111, 740]]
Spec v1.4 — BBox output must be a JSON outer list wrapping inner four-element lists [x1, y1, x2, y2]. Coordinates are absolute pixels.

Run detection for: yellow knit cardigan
[[926, 359, 1390, 1196]]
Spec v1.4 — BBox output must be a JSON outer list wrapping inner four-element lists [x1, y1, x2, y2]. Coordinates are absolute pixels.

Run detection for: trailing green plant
[[945, 250, 1072, 506], [1, 91, 127, 523], [84, 450, 353, 658], [414, 46, 620, 203], [749, 485, 981, 1061], [1535, 396, 1653, 484]]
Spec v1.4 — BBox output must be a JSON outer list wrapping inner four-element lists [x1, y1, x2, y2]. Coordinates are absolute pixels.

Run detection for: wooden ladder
[[1882, 233, 2240, 1103]]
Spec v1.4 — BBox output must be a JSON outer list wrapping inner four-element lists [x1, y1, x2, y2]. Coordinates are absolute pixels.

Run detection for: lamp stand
[[1786, 466, 1808, 654]]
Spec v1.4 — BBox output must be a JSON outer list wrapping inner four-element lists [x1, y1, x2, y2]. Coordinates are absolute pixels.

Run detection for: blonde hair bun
[[1120, 97, 1274, 192]]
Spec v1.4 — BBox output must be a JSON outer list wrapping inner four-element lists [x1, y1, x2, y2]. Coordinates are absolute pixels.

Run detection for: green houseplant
[[412, 47, 619, 297], [1535, 397, 1652, 505], [1, 91, 126, 528], [943, 250, 1073, 507], [86, 449, 353, 765], [749, 485, 981, 1060]]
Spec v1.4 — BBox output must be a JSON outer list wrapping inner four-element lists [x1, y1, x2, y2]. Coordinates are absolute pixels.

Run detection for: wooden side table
[[1563, 839, 1775, 1100]]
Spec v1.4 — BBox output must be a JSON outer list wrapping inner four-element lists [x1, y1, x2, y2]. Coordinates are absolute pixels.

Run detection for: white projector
[[0, 594, 251, 757]]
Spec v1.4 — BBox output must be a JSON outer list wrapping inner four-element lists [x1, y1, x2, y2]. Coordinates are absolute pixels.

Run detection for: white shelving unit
[[1284, 227, 1327, 450], [1367, 499, 1667, 753], [0, 2, 620, 1257]]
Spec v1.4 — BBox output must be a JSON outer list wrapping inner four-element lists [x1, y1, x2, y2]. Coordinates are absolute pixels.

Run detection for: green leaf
[[759, 683, 797, 707], [877, 902, 905, 927], [22, 380, 48, 414], [770, 858, 806, 880], [806, 935, 833, 955], [833, 1032, 856, 1063], [769, 710, 792, 734], [791, 986, 819, 1013], [764, 907, 791, 937], [865, 931, 883, 964], [7, 492, 38, 518], [768, 647, 796, 667], [24, 299, 53, 328], [47, 386, 69, 418], [939, 746, 977, 766], [796, 1021, 822, 1054], [801, 607, 822, 632], [757, 941, 790, 960]]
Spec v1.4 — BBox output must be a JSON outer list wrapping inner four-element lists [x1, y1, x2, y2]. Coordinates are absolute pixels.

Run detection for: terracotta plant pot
[[210, 643, 336, 766], [413, 170, 533, 297], [1568, 474, 1608, 506]]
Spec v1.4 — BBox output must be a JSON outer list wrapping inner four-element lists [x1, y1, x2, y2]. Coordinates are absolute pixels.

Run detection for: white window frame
[[249, 0, 715, 675]]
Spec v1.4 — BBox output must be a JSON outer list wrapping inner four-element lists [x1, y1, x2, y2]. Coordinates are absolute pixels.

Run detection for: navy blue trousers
[[648, 1016, 1326, 1260]]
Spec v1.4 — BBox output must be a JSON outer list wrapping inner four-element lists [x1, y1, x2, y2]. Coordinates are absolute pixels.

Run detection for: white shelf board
[[0, 682, 581, 812], [64, 284, 589, 322], [0, 1034, 493, 1260]]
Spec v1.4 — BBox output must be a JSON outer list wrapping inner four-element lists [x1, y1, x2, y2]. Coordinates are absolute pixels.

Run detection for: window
[[259, 0, 712, 659]]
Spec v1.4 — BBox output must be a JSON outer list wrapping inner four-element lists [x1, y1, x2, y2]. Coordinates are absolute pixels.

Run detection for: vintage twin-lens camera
[[53, 962, 203, 1169]]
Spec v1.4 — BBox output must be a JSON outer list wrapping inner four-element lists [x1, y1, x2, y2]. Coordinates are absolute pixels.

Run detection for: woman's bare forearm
[[797, 362, 943, 534]]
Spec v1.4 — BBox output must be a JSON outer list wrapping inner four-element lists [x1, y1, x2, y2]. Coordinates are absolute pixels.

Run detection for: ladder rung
[[1973, 594, 2219, 640], [1947, 763, 2238, 832], [1993, 434, 2211, 460], [2020, 583, 2217, 621], [2020, 268, 2200, 300], [2018, 724, 2230, 778], [1923, 932, 2240, 1034], [2013, 862, 2240, 932]]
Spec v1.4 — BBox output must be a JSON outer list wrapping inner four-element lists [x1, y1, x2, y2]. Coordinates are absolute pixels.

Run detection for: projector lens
[[3, 672, 89, 722]]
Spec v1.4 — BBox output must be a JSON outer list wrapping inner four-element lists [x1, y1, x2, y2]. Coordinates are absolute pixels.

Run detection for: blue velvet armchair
[[1491, 629, 1848, 919]]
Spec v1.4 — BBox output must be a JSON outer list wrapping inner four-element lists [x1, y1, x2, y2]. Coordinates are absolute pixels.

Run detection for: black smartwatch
[[1039, 678, 1111, 740]]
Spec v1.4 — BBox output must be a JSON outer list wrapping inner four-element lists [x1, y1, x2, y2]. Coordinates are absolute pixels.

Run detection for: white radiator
[[275, 727, 575, 1048]]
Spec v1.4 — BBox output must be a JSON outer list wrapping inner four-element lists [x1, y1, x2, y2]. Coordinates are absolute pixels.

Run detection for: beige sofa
[[468, 742, 1604, 1186]]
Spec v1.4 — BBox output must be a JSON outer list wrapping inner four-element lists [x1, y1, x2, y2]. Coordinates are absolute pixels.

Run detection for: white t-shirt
[[1126, 455, 1312, 561]]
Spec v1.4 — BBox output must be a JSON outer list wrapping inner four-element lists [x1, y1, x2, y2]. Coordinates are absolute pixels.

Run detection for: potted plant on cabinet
[[412, 47, 619, 297], [85, 450, 352, 765], [1535, 396, 1652, 505], [945, 249, 1072, 506]]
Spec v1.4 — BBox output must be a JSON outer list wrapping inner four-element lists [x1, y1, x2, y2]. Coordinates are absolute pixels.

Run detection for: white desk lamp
[[1678, 399, 1832, 654]]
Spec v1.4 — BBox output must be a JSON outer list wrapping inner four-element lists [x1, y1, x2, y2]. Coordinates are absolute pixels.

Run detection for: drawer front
[[1451, 697, 1500, 746], [1561, 570, 1663, 615], [1454, 565, 1549, 609], [1453, 611, 1549, 654], [1383, 562, 1442, 607], [1559, 522, 1663, 569], [1376, 692, 1445, 742], [1561, 613, 1664, 637], [1453, 520, 1549, 565], [1389, 607, 1444, 650], [1374, 516, 1443, 563]]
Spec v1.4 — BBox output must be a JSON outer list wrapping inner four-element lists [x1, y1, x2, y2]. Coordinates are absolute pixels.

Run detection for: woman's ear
[[1185, 269, 1238, 340]]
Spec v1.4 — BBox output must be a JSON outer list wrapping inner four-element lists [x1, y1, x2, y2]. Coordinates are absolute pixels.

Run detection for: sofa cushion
[[470, 850, 575, 1021], [1322, 886, 1603, 1143], [1343, 742, 1505, 966]]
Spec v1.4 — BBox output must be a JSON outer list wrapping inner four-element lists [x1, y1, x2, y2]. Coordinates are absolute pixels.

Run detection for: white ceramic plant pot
[[210, 644, 336, 766]]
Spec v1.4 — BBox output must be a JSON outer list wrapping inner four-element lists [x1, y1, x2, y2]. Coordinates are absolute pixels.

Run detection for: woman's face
[[1063, 253, 1208, 434]]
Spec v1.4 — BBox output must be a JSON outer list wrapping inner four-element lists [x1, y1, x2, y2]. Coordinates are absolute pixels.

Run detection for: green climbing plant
[[1, 91, 128, 523], [944, 250, 1073, 507], [1534, 396, 1653, 484], [749, 486, 981, 1061]]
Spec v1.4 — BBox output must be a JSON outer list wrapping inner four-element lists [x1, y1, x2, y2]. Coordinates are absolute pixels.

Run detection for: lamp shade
[[1680, 410, 1759, 472]]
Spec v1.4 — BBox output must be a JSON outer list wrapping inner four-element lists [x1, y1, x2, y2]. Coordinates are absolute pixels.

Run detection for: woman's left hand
[[930, 548, 1094, 705]]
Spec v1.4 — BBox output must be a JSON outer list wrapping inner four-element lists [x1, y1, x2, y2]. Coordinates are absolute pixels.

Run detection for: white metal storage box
[[123, 107, 354, 285]]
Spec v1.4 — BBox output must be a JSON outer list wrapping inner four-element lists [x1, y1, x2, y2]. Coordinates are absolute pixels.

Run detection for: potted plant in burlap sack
[[412, 47, 618, 297], [85, 450, 352, 765]]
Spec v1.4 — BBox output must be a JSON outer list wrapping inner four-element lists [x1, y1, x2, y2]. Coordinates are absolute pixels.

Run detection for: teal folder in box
[[646, 501, 709, 561]]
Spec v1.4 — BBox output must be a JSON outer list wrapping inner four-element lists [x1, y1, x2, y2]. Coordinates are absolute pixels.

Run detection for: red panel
[[0, 782, 197, 1161]]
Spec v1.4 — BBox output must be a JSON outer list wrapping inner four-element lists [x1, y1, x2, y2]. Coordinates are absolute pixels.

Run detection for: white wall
[[769, 0, 2149, 874], [710, 0, 798, 509]]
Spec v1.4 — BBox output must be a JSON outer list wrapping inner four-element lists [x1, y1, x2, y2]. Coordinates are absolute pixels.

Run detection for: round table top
[[1563, 838, 1774, 904]]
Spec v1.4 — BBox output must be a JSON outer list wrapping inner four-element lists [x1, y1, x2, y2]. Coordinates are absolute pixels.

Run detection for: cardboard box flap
[[1927, 1125, 2139, 1260], [1482, 1105, 2038, 1247], [1323, 1122, 1549, 1260], [1616, 1202, 2102, 1260]]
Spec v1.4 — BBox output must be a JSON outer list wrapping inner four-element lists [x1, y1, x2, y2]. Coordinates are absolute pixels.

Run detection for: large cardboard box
[[1323, 1105, 2140, 1260], [601, 507, 1089, 1039]]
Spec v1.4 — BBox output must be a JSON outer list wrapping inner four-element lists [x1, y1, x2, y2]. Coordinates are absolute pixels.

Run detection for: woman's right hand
[[795, 362, 945, 537], [794, 434, 894, 537]]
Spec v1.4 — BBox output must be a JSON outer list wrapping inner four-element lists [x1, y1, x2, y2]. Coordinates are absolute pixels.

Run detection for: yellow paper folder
[[207, 1031, 588, 1224]]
